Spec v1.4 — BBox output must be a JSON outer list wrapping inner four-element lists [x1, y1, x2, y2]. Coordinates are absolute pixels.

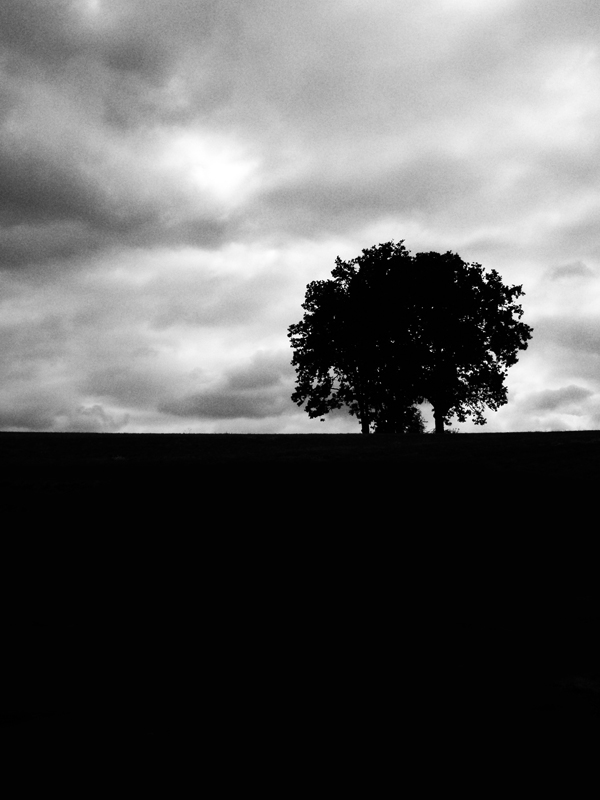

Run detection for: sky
[[1, 0, 600, 434]]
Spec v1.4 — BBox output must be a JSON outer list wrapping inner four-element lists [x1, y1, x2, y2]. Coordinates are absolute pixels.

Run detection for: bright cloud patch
[[156, 130, 260, 209]]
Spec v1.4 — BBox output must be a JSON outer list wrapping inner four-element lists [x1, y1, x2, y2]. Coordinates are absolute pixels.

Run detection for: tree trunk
[[434, 408, 445, 435], [357, 388, 370, 433]]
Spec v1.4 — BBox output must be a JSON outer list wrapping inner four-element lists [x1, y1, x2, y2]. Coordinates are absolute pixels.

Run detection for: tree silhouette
[[288, 240, 533, 433]]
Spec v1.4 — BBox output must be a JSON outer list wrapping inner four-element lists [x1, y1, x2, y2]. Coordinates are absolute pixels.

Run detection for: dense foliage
[[288, 241, 533, 433]]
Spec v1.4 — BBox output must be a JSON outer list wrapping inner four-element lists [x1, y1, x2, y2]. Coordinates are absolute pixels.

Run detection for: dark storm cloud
[[0, 222, 108, 269], [0, 107, 231, 265], [161, 350, 293, 420], [0, 389, 127, 432], [523, 384, 593, 413], [0, 140, 127, 227], [82, 365, 169, 408], [161, 390, 288, 420], [225, 350, 290, 391], [0, 406, 58, 432], [256, 152, 483, 236], [548, 262, 596, 280]]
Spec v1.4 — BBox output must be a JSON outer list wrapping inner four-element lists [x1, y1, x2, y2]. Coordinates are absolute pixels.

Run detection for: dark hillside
[[3, 428, 600, 473], [2, 430, 599, 511], [1, 431, 598, 750]]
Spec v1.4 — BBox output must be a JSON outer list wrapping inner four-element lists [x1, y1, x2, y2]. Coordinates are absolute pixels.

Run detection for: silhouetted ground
[[1, 431, 598, 754], [3, 428, 600, 479]]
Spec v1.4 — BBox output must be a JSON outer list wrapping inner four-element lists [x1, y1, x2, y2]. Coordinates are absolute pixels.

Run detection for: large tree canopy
[[288, 240, 533, 433]]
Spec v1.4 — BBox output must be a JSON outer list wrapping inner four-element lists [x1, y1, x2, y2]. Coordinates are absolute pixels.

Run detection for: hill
[[1, 431, 598, 747]]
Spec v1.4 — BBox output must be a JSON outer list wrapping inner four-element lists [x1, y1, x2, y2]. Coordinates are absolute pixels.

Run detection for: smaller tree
[[373, 404, 425, 434], [410, 251, 533, 433]]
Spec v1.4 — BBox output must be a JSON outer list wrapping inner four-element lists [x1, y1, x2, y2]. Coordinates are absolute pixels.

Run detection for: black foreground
[[1, 431, 598, 764]]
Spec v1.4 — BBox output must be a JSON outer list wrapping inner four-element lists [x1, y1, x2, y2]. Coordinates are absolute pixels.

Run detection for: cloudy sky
[[1, 0, 600, 434]]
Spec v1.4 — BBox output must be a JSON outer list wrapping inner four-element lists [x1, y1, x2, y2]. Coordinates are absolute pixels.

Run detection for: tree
[[373, 404, 426, 434], [288, 240, 533, 433], [410, 249, 534, 432]]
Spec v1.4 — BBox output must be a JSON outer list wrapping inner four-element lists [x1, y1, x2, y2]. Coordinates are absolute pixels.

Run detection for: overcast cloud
[[1, 0, 600, 433]]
